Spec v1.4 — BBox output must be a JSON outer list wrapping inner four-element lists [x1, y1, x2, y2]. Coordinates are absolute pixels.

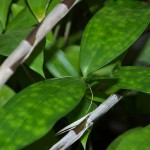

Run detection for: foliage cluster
[[0, 0, 150, 149]]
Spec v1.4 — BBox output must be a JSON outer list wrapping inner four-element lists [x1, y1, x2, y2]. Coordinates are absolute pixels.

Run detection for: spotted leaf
[[0, 77, 86, 150], [80, 1, 150, 77], [113, 66, 150, 93]]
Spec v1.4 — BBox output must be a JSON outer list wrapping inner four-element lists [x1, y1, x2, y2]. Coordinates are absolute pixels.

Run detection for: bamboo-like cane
[[50, 94, 122, 150], [0, 0, 81, 87]]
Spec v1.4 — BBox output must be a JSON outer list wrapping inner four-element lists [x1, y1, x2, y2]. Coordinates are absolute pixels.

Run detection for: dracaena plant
[[0, 0, 150, 150]]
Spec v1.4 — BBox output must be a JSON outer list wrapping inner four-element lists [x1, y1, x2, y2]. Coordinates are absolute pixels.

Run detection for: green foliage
[[6, 7, 37, 32], [136, 38, 150, 64], [0, 0, 150, 149], [0, 0, 12, 29], [107, 125, 150, 150], [46, 50, 79, 77], [113, 66, 150, 93], [80, 1, 150, 77], [0, 77, 86, 149], [27, 0, 51, 21], [0, 28, 32, 56], [0, 85, 15, 108]]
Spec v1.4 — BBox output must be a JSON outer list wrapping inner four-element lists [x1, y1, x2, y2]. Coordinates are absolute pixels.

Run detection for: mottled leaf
[[113, 66, 150, 93], [0, 85, 15, 108], [107, 125, 150, 150], [80, 1, 150, 77], [0, 77, 86, 150]]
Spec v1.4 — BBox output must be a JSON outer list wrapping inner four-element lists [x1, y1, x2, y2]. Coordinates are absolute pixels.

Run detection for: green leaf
[[26, 40, 46, 77], [16, 0, 27, 7], [0, 85, 15, 108], [113, 66, 150, 93], [11, 3, 24, 18], [27, 0, 51, 22], [0, 0, 12, 29], [64, 45, 81, 74], [6, 7, 38, 32], [27, 51, 44, 77], [136, 38, 150, 65], [45, 32, 54, 49], [46, 50, 79, 77], [0, 28, 32, 56], [80, 1, 150, 77], [107, 125, 150, 150], [81, 130, 91, 149], [46, 0, 60, 14], [0, 77, 86, 150], [0, 21, 4, 33]]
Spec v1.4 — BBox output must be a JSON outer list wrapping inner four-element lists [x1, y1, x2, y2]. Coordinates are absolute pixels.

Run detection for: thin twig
[[50, 94, 122, 150], [0, 0, 81, 87]]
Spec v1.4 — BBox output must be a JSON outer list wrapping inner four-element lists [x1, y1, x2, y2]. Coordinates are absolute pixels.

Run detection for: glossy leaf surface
[[113, 66, 150, 93], [107, 125, 150, 150], [0, 77, 86, 150], [80, 1, 150, 77], [0, 85, 15, 108]]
